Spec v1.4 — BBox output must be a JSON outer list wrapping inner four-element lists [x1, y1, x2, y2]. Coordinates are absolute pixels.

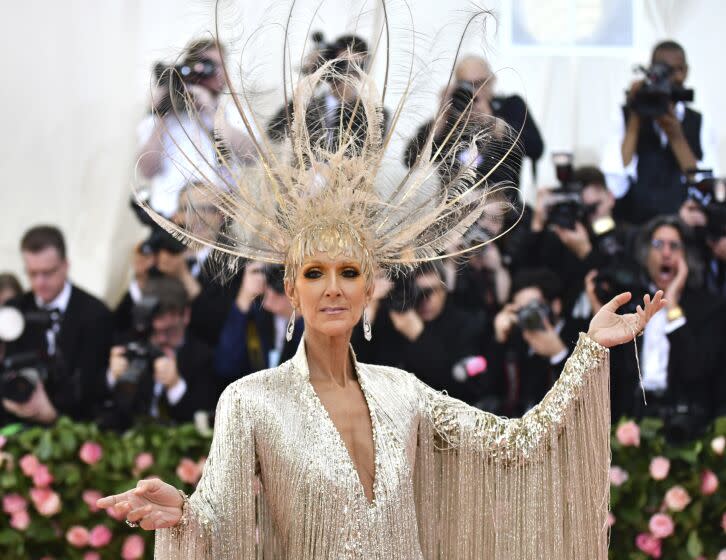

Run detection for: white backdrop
[[1, 0, 724, 306]]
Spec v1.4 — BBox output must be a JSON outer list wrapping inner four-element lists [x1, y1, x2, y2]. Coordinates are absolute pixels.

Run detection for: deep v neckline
[[299, 352, 379, 508]]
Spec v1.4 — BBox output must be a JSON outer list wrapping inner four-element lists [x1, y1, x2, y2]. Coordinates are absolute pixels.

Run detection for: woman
[[100, 15, 665, 558]]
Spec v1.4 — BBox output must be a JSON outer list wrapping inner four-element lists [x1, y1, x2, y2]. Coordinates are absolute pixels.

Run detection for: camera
[[628, 62, 694, 119], [386, 274, 434, 313], [451, 81, 479, 114], [152, 55, 218, 116], [544, 153, 588, 230], [685, 169, 726, 207], [0, 307, 62, 404], [117, 296, 163, 385], [516, 300, 551, 331], [302, 32, 367, 78]]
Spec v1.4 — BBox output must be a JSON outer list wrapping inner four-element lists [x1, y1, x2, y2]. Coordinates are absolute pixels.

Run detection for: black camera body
[[303, 32, 367, 78], [0, 308, 62, 404], [0, 352, 48, 404], [152, 56, 217, 116], [119, 341, 164, 385], [516, 300, 551, 331], [386, 274, 432, 313], [545, 153, 587, 230], [116, 296, 163, 386], [629, 62, 694, 119], [450, 81, 479, 114]]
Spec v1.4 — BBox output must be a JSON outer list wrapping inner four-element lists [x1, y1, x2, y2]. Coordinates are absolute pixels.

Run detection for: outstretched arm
[[98, 384, 259, 559]]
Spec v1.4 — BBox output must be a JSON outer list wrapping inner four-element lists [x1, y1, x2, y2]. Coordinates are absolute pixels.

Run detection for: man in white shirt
[[609, 216, 726, 440], [601, 40, 718, 225], [137, 38, 259, 217], [106, 276, 215, 430], [2, 226, 112, 425]]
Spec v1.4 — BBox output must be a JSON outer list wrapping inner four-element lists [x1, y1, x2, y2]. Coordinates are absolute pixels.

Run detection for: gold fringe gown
[[155, 333, 610, 559]]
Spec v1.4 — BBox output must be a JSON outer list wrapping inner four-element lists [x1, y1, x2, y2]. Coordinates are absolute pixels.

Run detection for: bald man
[[404, 55, 543, 194]]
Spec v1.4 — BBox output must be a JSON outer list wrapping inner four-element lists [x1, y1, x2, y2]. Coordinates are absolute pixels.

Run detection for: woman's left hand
[[587, 291, 666, 348]]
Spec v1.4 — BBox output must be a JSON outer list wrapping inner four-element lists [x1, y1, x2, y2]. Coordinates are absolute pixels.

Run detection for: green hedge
[[0, 416, 724, 559]]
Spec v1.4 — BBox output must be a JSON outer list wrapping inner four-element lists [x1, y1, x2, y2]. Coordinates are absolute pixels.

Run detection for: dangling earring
[[363, 308, 373, 341], [286, 309, 296, 342]]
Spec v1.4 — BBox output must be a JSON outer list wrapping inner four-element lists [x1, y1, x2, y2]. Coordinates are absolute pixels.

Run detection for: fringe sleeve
[[414, 333, 611, 560], [154, 384, 258, 559]]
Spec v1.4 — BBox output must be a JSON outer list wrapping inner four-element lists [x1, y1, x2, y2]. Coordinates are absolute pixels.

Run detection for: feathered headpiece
[[137, 4, 523, 284]]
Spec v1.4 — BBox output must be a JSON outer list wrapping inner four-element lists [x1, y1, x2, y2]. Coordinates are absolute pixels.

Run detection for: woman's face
[[286, 252, 371, 338]]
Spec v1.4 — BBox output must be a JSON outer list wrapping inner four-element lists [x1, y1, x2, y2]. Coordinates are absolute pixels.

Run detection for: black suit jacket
[[610, 289, 726, 429], [352, 302, 491, 405], [2, 285, 112, 424], [106, 334, 216, 431], [483, 317, 587, 417], [403, 94, 544, 189]]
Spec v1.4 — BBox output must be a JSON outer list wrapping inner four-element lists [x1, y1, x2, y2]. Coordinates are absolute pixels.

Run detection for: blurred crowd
[[2, 36, 725, 444]]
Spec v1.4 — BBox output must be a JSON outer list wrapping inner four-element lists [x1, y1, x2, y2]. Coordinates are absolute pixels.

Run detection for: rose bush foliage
[[0, 415, 723, 559]]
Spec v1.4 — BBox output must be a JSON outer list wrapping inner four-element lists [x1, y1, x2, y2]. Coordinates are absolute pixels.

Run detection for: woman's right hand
[[97, 479, 184, 531]]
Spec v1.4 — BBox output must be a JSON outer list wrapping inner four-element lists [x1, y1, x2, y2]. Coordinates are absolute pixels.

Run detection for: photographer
[[404, 55, 543, 192], [267, 34, 389, 153], [604, 216, 726, 440], [703, 202, 726, 297], [103, 276, 215, 431], [113, 241, 156, 336], [137, 38, 259, 217], [215, 263, 302, 392], [447, 215, 511, 316], [1, 226, 112, 425], [601, 40, 718, 225], [525, 165, 635, 318], [487, 268, 587, 417], [128, 183, 241, 347], [352, 263, 491, 406]]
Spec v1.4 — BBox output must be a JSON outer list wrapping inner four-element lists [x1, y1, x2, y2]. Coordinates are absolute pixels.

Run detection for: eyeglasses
[[151, 323, 185, 341], [650, 239, 683, 252]]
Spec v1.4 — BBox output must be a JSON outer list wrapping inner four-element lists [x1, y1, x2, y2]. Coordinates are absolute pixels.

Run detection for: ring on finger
[[125, 519, 139, 528]]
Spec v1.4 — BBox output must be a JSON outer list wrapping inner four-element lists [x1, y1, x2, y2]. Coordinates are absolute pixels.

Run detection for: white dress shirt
[[640, 306, 687, 391], [137, 102, 260, 217]]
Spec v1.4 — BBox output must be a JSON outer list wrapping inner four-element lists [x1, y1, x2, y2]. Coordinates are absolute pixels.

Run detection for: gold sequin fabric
[[154, 333, 610, 559]]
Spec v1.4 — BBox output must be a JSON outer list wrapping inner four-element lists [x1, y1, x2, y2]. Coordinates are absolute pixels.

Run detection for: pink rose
[[718, 551, 726, 560], [121, 534, 145, 560], [66, 525, 90, 548], [82, 490, 103, 513], [30, 488, 61, 517], [19, 454, 40, 477], [32, 464, 54, 488], [649, 456, 670, 480], [106, 504, 127, 521], [606, 512, 615, 527], [0, 435, 6, 448], [722, 512, 726, 533], [712, 436, 725, 456], [609, 466, 629, 487], [79, 442, 103, 465], [616, 421, 641, 447], [3, 493, 28, 514], [84, 553, 101, 560], [134, 452, 154, 473], [89, 524, 113, 548], [635, 533, 662, 558], [10, 510, 31, 531], [664, 485, 691, 512], [700, 469, 719, 496], [648, 513, 674, 539], [176, 457, 202, 485]]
